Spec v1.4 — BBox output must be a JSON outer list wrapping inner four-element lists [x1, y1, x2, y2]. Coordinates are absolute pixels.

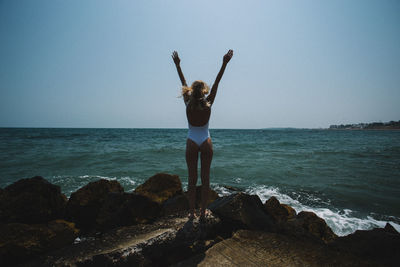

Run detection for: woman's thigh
[[186, 139, 199, 181], [200, 138, 213, 180]]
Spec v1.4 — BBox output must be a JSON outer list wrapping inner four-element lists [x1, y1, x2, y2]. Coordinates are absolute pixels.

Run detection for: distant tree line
[[329, 120, 400, 130]]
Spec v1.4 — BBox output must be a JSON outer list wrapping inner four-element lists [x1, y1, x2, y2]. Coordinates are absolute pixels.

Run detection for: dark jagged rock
[[0, 176, 67, 224], [208, 192, 275, 232], [162, 194, 189, 216], [384, 222, 399, 234], [3, 176, 399, 266], [284, 211, 337, 243], [222, 185, 242, 192], [194, 186, 219, 208], [0, 219, 78, 266], [264, 196, 296, 224], [65, 179, 124, 232], [34, 213, 222, 267], [96, 192, 161, 231], [163, 186, 219, 216], [134, 173, 183, 204], [329, 223, 400, 266]]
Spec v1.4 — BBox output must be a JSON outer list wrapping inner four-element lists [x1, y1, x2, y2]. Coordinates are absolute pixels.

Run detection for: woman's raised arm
[[207, 49, 233, 105], [172, 51, 187, 87]]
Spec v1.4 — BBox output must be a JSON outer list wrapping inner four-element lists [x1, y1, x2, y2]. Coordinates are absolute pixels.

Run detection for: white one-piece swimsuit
[[187, 122, 210, 146]]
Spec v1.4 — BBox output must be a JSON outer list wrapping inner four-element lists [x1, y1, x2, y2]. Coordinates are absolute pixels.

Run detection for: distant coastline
[[329, 120, 400, 130]]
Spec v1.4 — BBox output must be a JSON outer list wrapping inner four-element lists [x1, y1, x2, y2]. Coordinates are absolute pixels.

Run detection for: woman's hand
[[223, 49, 233, 64], [172, 51, 181, 65], [172, 51, 187, 86]]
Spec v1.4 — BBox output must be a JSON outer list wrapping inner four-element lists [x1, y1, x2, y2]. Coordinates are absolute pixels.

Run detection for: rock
[[264, 196, 296, 224], [182, 185, 218, 205], [178, 230, 372, 267], [0, 176, 67, 224], [134, 173, 183, 204], [222, 185, 241, 192], [35, 214, 222, 267], [384, 222, 399, 234], [195, 186, 219, 208], [162, 194, 189, 216], [65, 179, 124, 231], [163, 186, 219, 216], [96, 192, 161, 231], [329, 225, 400, 266], [0, 219, 78, 266], [285, 211, 337, 243], [141, 215, 222, 266], [208, 192, 275, 232]]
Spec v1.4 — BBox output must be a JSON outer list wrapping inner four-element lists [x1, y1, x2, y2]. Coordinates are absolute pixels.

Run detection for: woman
[[172, 49, 233, 220]]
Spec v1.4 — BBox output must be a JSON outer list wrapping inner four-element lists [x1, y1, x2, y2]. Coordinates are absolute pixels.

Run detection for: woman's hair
[[182, 80, 210, 110]]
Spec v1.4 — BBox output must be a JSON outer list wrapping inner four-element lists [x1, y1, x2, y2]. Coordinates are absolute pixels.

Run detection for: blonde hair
[[182, 80, 210, 110]]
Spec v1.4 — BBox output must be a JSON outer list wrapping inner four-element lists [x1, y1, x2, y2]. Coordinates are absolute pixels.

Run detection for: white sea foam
[[234, 177, 242, 183], [119, 176, 137, 186], [245, 185, 400, 236], [52, 175, 140, 196], [212, 184, 232, 196], [78, 175, 117, 180]]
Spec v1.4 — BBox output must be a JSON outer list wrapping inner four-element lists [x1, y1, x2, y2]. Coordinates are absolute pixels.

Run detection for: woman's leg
[[186, 139, 199, 218], [200, 138, 213, 218]]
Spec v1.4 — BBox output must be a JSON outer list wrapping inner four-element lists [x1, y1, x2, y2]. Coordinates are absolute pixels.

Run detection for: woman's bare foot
[[188, 211, 196, 221], [188, 209, 199, 221], [199, 209, 211, 222]]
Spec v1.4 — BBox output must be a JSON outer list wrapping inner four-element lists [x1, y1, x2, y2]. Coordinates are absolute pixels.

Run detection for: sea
[[1, 128, 399, 236]]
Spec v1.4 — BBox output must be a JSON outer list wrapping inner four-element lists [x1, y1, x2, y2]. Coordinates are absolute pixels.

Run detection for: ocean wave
[[234, 177, 242, 183], [212, 184, 234, 196], [51, 175, 139, 196], [245, 185, 400, 236], [78, 175, 117, 180]]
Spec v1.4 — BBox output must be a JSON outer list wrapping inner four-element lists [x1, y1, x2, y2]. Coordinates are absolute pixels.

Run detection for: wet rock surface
[[0, 176, 67, 224]]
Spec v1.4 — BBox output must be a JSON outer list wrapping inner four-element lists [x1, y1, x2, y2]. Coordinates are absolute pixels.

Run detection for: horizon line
[[0, 126, 328, 130]]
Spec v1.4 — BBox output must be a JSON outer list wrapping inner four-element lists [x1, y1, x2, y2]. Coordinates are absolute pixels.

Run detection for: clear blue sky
[[1, 0, 399, 128]]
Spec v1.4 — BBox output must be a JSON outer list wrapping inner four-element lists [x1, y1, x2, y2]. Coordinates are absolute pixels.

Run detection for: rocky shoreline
[[1, 174, 399, 266]]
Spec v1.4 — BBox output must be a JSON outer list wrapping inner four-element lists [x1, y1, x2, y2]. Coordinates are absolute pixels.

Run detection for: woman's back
[[186, 105, 211, 127]]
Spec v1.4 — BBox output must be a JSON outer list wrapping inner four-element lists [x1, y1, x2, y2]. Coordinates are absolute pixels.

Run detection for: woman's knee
[[209, 148, 213, 157]]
